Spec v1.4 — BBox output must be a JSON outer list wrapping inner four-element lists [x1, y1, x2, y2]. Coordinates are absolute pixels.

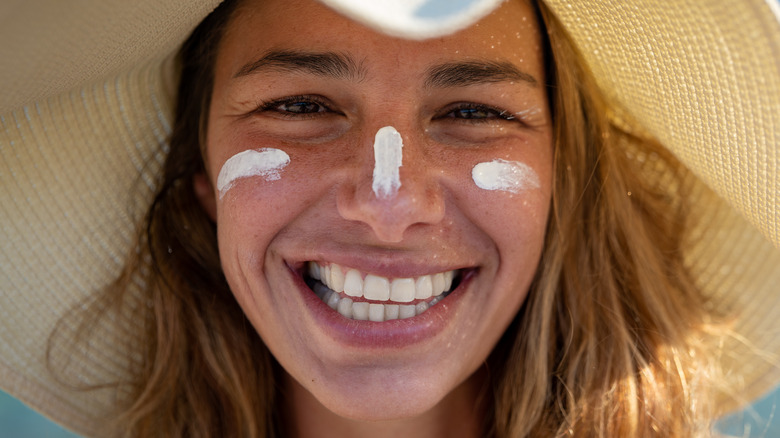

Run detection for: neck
[[281, 368, 488, 438]]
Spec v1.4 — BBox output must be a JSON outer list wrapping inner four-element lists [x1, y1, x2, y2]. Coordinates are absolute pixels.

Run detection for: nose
[[336, 126, 445, 243]]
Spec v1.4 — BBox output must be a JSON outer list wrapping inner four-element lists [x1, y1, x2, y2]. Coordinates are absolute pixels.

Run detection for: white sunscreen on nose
[[472, 159, 540, 193], [372, 126, 403, 199], [217, 148, 290, 198]]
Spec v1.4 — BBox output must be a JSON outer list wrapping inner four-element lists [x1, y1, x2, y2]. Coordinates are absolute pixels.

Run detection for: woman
[[1, 0, 779, 437]]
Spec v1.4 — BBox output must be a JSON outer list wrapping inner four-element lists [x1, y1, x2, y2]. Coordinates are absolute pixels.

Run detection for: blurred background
[[2, 385, 779, 437]]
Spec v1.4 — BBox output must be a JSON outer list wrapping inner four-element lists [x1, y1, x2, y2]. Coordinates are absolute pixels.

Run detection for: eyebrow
[[233, 50, 537, 89], [425, 60, 538, 88], [233, 50, 365, 80]]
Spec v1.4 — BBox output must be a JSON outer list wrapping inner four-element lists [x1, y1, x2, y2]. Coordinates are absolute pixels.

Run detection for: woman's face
[[200, 0, 552, 421]]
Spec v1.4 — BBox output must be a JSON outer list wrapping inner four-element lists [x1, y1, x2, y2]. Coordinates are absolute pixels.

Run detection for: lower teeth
[[312, 281, 447, 322]]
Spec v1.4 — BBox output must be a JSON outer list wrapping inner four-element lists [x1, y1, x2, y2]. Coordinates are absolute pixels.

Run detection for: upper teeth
[[307, 262, 455, 303]]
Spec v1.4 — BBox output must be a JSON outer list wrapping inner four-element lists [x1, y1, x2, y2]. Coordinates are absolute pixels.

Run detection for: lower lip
[[288, 266, 473, 349]]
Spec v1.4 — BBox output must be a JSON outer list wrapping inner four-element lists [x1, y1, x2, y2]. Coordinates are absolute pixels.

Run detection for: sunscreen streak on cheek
[[472, 159, 540, 194], [217, 148, 290, 198], [372, 126, 403, 199]]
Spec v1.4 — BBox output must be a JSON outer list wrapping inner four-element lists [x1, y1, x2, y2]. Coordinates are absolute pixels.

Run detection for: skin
[[194, 0, 552, 436]]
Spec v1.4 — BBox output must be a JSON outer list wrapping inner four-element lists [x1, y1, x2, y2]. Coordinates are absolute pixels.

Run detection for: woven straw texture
[[544, 0, 780, 409], [0, 1, 221, 435], [1, 0, 778, 436]]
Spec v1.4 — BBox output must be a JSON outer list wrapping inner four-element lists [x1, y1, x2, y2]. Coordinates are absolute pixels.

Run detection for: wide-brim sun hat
[[1, 0, 779, 436]]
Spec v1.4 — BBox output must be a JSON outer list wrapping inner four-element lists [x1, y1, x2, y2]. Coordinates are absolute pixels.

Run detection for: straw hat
[[1, 0, 778, 436]]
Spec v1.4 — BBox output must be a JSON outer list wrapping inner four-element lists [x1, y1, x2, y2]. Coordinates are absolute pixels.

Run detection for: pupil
[[458, 108, 488, 119], [286, 102, 319, 113]]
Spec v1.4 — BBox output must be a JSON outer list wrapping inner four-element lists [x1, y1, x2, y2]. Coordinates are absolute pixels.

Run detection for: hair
[[488, 4, 721, 435], [59, 0, 722, 436]]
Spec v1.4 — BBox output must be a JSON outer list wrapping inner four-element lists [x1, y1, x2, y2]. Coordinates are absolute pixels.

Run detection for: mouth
[[303, 262, 463, 322]]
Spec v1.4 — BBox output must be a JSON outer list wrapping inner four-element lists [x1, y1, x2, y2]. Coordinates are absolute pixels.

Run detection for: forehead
[[215, 0, 544, 81]]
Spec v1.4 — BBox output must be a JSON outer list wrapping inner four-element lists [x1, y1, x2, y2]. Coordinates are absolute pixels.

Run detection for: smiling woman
[[1, 0, 779, 437], [88, 0, 722, 435], [181, 0, 552, 433]]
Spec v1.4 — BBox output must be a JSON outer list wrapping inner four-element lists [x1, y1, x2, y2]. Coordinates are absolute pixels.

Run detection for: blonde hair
[[52, 1, 722, 436], [488, 4, 720, 436]]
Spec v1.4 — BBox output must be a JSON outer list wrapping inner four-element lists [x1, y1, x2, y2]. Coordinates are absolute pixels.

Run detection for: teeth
[[307, 262, 459, 321], [313, 282, 330, 299], [311, 262, 457, 303], [414, 275, 433, 300], [326, 291, 341, 310], [390, 278, 416, 302], [363, 275, 390, 300], [352, 302, 370, 320], [329, 294, 439, 322], [385, 304, 400, 320], [344, 269, 363, 297], [432, 273, 445, 297], [308, 263, 321, 281], [399, 305, 416, 319], [368, 304, 385, 322], [443, 270, 454, 292], [330, 265, 345, 292], [337, 297, 353, 318]]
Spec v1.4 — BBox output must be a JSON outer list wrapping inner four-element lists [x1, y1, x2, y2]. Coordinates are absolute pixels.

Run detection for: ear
[[193, 172, 217, 221]]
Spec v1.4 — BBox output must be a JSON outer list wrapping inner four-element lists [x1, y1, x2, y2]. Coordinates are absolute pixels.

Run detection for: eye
[[438, 103, 515, 123], [255, 95, 335, 118], [277, 100, 326, 114]]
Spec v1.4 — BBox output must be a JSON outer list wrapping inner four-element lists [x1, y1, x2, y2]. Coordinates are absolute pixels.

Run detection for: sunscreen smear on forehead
[[472, 159, 540, 193], [217, 148, 290, 198], [372, 126, 404, 199]]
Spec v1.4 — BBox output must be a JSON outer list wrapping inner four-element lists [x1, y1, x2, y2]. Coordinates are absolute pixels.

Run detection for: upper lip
[[277, 233, 486, 281], [287, 253, 476, 280]]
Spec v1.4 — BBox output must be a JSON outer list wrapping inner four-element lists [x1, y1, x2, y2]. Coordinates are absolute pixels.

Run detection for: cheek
[[458, 155, 552, 261], [471, 159, 541, 194], [214, 151, 328, 258], [472, 186, 550, 247], [475, 159, 549, 223], [216, 148, 290, 198]]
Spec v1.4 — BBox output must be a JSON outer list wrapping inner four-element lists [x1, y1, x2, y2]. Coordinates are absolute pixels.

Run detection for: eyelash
[[253, 96, 517, 125], [437, 103, 516, 123], [255, 95, 335, 118]]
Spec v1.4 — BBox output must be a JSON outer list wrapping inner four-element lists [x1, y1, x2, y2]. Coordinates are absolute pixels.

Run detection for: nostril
[[336, 180, 446, 243]]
